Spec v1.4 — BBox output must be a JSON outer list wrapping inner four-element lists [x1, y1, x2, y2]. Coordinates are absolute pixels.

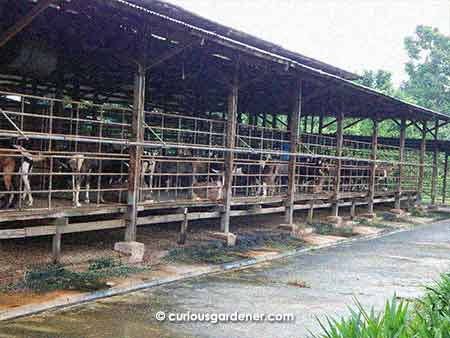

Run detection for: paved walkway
[[1, 222, 449, 338]]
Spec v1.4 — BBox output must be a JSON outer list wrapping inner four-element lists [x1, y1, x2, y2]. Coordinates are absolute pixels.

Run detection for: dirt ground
[[0, 203, 424, 290]]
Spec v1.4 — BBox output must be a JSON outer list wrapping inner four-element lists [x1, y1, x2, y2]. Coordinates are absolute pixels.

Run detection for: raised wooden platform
[[0, 191, 416, 240]]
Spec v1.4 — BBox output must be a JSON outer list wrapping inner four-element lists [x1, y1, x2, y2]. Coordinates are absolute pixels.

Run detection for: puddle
[[0, 291, 189, 338]]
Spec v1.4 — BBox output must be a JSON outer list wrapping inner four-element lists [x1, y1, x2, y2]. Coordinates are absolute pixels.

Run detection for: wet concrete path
[[1, 221, 449, 338]]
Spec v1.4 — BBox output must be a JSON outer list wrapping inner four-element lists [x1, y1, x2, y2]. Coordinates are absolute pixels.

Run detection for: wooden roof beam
[[0, 0, 55, 49], [343, 118, 366, 130]]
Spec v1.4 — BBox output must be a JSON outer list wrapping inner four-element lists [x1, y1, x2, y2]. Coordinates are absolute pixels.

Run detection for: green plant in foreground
[[311, 273, 450, 338], [311, 297, 409, 338], [408, 274, 450, 337]]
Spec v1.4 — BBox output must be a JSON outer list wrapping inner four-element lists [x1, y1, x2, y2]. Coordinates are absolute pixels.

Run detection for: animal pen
[[0, 0, 449, 265]]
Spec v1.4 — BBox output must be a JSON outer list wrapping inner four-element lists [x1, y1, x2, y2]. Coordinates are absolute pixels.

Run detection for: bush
[[312, 223, 354, 237], [166, 233, 304, 264], [21, 258, 146, 292], [380, 212, 398, 222], [24, 264, 107, 292]]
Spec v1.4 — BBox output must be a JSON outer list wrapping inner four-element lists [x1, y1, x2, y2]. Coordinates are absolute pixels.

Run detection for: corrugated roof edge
[[134, 0, 360, 81], [110, 0, 449, 121]]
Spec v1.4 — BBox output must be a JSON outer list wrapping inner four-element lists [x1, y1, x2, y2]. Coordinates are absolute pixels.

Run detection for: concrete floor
[[1, 221, 449, 338]]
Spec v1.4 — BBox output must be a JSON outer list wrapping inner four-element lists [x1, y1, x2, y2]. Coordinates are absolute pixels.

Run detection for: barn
[[0, 0, 448, 264]]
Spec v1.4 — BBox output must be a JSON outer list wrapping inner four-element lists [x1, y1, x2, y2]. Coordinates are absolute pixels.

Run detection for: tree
[[350, 69, 401, 137], [403, 25, 450, 114], [357, 69, 395, 95]]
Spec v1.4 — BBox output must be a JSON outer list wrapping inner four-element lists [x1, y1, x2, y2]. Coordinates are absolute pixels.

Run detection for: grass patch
[[6, 258, 146, 293], [310, 272, 450, 338], [23, 264, 108, 292], [380, 212, 399, 222], [311, 223, 354, 237], [166, 233, 303, 265], [369, 222, 392, 229], [410, 207, 427, 218], [427, 210, 450, 221]]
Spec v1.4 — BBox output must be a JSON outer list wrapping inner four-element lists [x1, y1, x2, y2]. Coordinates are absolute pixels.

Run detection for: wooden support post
[[220, 63, 239, 235], [350, 199, 357, 220], [249, 112, 256, 126], [332, 112, 344, 217], [285, 78, 302, 225], [177, 208, 189, 245], [431, 120, 439, 205], [395, 119, 406, 209], [307, 201, 314, 224], [52, 217, 68, 264], [125, 63, 146, 242], [367, 119, 379, 215], [418, 121, 427, 205], [443, 153, 448, 204], [262, 113, 267, 127], [408, 193, 414, 210], [318, 115, 324, 135]]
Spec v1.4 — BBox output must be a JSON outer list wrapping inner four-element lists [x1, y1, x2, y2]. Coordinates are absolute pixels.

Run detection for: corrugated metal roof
[[109, 0, 449, 121], [129, 0, 360, 80]]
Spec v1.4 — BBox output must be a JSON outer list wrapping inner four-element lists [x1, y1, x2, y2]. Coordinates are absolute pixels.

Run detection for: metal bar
[[220, 61, 239, 234], [143, 121, 166, 145], [395, 119, 406, 209], [0, 109, 29, 139], [367, 118, 378, 215], [0, 129, 429, 167], [285, 78, 302, 224]]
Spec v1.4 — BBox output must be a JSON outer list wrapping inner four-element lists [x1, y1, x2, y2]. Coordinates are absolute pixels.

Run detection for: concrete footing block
[[208, 232, 237, 246], [279, 224, 315, 239], [390, 208, 405, 216], [326, 216, 344, 228], [291, 225, 314, 239], [278, 224, 294, 231], [359, 213, 376, 221], [114, 241, 145, 264]]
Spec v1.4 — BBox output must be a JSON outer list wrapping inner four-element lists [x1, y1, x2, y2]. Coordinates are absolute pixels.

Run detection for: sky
[[166, 0, 450, 85]]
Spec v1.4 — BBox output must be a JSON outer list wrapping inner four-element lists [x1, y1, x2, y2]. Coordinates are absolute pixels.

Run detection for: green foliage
[[410, 207, 427, 218], [350, 25, 450, 142], [311, 297, 410, 338], [404, 26, 450, 114], [380, 212, 398, 222], [19, 258, 145, 292], [166, 233, 304, 265], [311, 273, 450, 338], [357, 69, 395, 96], [24, 264, 108, 292], [311, 223, 354, 237], [88, 257, 121, 271]]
